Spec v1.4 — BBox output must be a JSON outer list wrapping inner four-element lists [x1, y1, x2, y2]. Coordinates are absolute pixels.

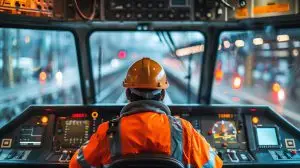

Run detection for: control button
[[240, 153, 249, 161], [228, 150, 239, 162], [285, 139, 296, 148], [252, 116, 259, 124], [57, 128, 63, 134], [291, 150, 297, 155], [207, 130, 212, 136], [41, 116, 49, 124], [222, 143, 228, 148], [1, 139, 12, 148], [91, 112, 99, 120]]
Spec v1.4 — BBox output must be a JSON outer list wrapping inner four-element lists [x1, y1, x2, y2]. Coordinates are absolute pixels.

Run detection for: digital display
[[218, 114, 234, 119], [256, 127, 279, 146], [19, 126, 44, 147], [72, 113, 88, 118], [62, 120, 90, 147]]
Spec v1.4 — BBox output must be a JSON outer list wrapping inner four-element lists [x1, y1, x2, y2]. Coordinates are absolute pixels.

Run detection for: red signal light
[[118, 50, 127, 59], [232, 76, 242, 89]]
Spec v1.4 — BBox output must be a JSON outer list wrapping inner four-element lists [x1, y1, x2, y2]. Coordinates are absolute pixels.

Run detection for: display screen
[[256, 127, 279, 146], [19, 126, 44, 147], [62, 120, 90, 147]]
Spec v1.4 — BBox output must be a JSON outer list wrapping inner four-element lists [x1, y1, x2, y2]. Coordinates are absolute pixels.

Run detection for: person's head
[[123, 58, 169, 102]]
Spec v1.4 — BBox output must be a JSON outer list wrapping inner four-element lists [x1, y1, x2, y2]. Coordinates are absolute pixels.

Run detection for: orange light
[[215, 69, 223, 81], [272, 83, 281, 93], [218, 114, 233, 119], [41, 116, 48, 124], [232, 76, 242, 89], [39, 71, 47, 81], [91, 111, 99, 119], [252, 116, 259, 124]]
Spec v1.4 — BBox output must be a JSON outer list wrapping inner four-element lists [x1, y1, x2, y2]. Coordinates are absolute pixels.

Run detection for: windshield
[[90, 31, 204, 104], [212, 28, 300, 128], [0, 28, 82, 128]]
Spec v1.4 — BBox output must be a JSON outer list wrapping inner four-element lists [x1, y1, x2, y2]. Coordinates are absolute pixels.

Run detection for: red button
[[222, 143, 228, 148], [208, 130, 213, 136], [291, 150, 297, 155]]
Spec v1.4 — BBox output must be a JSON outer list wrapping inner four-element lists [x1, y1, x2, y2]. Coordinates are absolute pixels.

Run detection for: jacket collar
[[120, 100, 171, 117]]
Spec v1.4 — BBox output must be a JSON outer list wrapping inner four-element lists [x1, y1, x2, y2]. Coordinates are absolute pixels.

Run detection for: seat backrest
[[108, 154, 185, 168]]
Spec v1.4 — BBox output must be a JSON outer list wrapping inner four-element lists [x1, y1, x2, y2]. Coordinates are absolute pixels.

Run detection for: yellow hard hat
[[123, 58, 169, 89]]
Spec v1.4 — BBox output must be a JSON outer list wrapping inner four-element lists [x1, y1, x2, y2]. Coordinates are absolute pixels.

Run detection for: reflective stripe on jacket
[[69, 100, 223, 168]]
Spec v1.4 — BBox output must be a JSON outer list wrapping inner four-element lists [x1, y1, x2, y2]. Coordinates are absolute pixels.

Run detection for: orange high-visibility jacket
[[70, 100, 223, 168]]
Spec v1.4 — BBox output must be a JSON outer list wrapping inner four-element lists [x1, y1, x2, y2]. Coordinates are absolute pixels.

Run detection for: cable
[[73, 0, 96, 20]]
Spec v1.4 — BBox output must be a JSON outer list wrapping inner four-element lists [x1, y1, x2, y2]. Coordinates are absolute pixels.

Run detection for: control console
[[0, 105, 300, 168]]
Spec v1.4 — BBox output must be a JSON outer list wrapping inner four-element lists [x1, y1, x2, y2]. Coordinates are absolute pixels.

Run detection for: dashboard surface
[[0, 105, 300, 168]]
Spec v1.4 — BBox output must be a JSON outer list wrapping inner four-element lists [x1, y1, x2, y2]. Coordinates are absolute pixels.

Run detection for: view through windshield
[[2, 28, 300, 130], [0, 28, 82, 128], [212, 28, 300, 128], [90, 31, 204, 104]]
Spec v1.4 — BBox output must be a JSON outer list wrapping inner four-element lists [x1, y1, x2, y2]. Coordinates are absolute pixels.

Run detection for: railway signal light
[[39, 71, 47, 82], [272, 82, 281, 93], [278, 89, 286, 102], [118, 50, 127, 59], [232, 76, 242, 89], [215, 69, 223, 82]]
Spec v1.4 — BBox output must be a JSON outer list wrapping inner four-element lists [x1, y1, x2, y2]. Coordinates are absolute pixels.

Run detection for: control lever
[[227, 150, 239, 162], [59, 150, 69, 162]]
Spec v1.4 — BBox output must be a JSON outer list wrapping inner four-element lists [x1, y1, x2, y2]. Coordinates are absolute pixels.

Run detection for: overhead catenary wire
[[73, 0, 96, 20], [220, 0, 235, 10]]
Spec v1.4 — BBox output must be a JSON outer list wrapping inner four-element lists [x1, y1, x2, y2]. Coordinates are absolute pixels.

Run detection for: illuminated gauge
[[212, 120, 237, 143]]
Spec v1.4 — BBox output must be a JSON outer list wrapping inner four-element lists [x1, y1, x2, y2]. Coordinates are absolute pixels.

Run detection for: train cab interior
[[1, 0, 300, 167]]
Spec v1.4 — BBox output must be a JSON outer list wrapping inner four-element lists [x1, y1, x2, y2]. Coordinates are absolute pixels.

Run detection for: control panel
[[189, 113, 254, 164], [0, 0, 299, 21], [0, 0, 53, 17], [0, 105, 300, 168]]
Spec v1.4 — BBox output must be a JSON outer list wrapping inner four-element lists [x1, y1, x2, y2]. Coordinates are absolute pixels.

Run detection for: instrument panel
[[0, 105, 300, 167]]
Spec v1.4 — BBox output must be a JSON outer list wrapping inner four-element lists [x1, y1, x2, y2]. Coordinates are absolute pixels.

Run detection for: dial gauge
[[212, 120, 237, 143]]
